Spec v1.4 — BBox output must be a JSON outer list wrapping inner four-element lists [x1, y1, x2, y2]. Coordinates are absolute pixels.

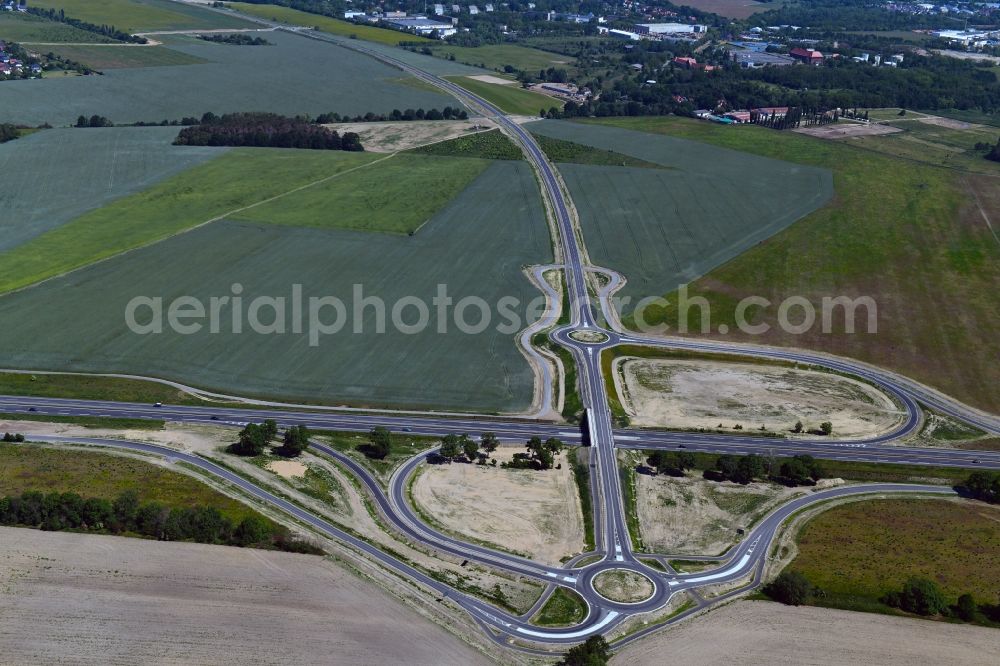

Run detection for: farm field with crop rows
[[46, 43, 208, 69], [30, 0, 255, 32], [527, 119, 832, 311], [0, 12, 119, 43], [0, 31, 452, 126], [0, 127, 222, 254], [0, 161, 551, 411], [0, 148, 380, 295]]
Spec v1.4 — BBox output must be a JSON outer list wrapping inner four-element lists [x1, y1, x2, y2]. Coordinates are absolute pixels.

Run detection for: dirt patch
[[322, 120, 496, 152], [468, 74, 518, 85], [631, 459, 811, 555], [266, 459, 307, 479], [615, 358, 904, 438], [0, 527, 491, 665], [410, 447, 585, 565], [614, 600, 1000, 664], [795, 123, 903, 139], [1, 419, 237, 452], [592, 569, 654, 603]]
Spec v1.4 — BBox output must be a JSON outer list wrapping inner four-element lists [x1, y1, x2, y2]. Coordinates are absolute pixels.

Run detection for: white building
[[433, 4, 444, 15], [468, 5, 479, 14], [383, 17, 456, 38], [635, 23, 706, 35], [344, 10, 365, 19]]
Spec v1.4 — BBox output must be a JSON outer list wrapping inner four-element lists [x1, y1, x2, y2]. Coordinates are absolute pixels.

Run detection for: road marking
[[515, 611, 620, 639], [685, 553, 751, 583], [562, 576, 577, 583]]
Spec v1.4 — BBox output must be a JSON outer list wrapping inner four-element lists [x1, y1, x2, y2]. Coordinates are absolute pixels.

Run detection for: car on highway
[[154, 402, 162, 407]]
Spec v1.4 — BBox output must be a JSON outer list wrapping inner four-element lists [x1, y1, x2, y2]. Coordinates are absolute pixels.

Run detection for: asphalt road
[[8, 6, 999, 649]]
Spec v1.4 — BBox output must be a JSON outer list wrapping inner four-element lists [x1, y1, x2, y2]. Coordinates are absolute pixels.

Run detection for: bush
[[764, 571, 814, 606], [883, 577, 948, 616]]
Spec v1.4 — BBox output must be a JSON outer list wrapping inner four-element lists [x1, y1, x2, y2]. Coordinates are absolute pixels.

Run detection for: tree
[[480, 432, 499, 455], [232, 423, 267, 456], [963, 471, 1000, 503], [955, 593, 978, 621], [716, 454, 739, 479], [234, 514, 272, 546], [439, 434, 462, 459], [792, 420, 803, 433], [544, 437, 564, 455], [261, 419, 278, 441], [764, 571, 813, 606], [277, 425, 310, 458], [819, 421, 833, 436], [76, 114, 88, 128], [366, 426, 392, 460], [462, 435, 479, 461], [734, 454, 765, 484], [558, 635, 610, 665], [112, 490, 140, 531], [885, 577, 947, 616]]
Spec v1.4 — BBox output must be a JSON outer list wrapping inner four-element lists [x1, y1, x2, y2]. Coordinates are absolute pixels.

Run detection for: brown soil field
[[322, 120, 496, 152], [678, 0, 776, 18], [615, 358, 903, 438], [0, 527, 492, 665], [612, 600, 1000, 665], [410, 448, 585, 565]]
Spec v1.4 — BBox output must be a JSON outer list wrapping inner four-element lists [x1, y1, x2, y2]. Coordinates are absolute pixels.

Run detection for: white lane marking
[[516, 611, 620, 639], [562, 576, 577, 583], [668, 580, 680, 586], [616, 435, 639, 441], [546, 572, 557, 578], [685, 553, 751, 583]]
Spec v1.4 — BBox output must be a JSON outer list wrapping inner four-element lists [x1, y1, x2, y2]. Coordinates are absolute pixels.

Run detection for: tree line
[[173, 112, 363, 151], [0, 124, 18, 144], [314, 106, 469, 123], [766, 570, 1000, 626], [198, 33, 271, 46], [27, 7, 147, 44], [645, 450, 824, 487], [228, 419, 311, 458], [0, 489, 321, 553]]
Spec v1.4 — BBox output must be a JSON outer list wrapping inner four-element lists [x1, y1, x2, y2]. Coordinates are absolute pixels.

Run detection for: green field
[[534, 133, 665, 169], [791, 498, 1000, 608], [532, 587, 588, 626], [410, 129, 523, 160], [0, 442, 261, 523], [571, 116, 1000, 413], [445, 76, 561, 116], [0, 372, 191, 405], [528, 119, 832, 310], [0, 31, 451, 125], [233, 153, 492, 234], [228, 2, 430, 45], [0, 148, 380, 295], [852, 116, 1000, 174], [30, 0, 255, 32], [0, 11, 119, 42], [0, 160, 551, 411], [0, 127, 222, 254], [46, 43, 208, 69], [427, 43, 575, 74]]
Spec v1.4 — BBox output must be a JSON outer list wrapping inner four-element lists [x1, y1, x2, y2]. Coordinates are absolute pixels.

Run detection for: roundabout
[[569, 329, 611, 345], [591, 568, 656, 605]]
